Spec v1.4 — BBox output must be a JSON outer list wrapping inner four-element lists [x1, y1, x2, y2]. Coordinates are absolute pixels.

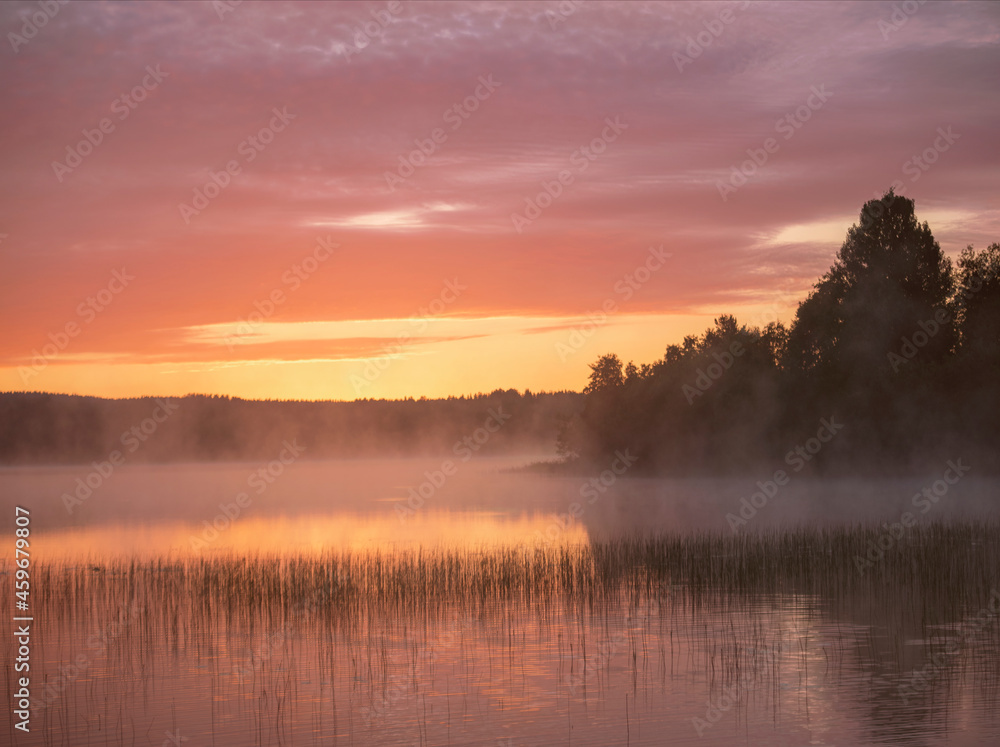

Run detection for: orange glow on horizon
[[4, 1, 996, 403], [30, 511, 592, 562], [0, 306, 797, 400]]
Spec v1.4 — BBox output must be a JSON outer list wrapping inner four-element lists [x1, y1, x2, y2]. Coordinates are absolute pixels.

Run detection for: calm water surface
[[2, 458, 998, 746]]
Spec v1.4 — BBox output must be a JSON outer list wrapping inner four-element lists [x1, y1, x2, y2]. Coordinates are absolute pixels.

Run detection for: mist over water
[[2, 1, 999, 743], [4, 458, 997, 556], [3, 457, 1000, 746], [3, 457, 579, 559]]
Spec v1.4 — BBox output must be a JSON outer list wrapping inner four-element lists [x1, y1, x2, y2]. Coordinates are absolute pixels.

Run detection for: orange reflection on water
[[30, 510, 590, 562]]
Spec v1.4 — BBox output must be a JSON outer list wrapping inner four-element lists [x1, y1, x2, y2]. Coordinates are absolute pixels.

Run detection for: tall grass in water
[[27, 520, 1000, 623], [8, 520, 999, 746]]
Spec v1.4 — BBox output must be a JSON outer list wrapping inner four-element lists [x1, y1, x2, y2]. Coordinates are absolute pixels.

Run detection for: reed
[[20, 519, 1000, 627], [6, 520, 998, 746]]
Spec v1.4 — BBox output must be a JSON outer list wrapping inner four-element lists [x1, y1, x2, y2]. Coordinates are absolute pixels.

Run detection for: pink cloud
[[1, 0, 997, 396]]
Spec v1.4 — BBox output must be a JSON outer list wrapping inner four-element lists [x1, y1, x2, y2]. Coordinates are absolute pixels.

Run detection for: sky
[[1, 0, 998, 401]]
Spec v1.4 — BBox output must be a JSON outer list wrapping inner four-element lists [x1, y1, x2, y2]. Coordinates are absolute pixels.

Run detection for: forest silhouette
[[561, 191, 1000, 475], [0, 389, 579, 464], [2, 192, 996, 474]]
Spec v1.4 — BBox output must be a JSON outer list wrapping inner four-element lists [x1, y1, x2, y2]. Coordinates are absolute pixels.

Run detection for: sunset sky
[[1, 0, 998, 401]]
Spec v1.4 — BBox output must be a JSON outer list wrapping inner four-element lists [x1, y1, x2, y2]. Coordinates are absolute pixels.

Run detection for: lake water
[[2, 458, 999, 746]]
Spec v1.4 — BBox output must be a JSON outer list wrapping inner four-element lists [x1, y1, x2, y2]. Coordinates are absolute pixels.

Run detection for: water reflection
[[2, 461, 998, 746], [31, 510, 592, 561], [10, 576, 999, 746]]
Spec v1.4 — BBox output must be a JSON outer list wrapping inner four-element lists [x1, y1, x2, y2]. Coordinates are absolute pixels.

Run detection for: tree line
[[0, 389, 582, 464], [561, 191, 1000, 475]]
